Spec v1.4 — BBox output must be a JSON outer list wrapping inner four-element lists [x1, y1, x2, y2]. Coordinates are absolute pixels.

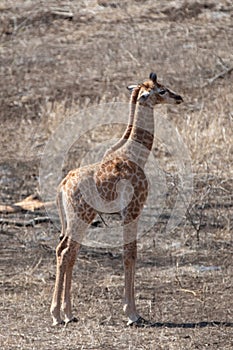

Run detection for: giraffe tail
[[56, 187, 66, 241]]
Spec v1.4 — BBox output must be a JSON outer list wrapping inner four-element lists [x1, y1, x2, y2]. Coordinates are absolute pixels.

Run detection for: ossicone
[[149, 72, 157, 83]]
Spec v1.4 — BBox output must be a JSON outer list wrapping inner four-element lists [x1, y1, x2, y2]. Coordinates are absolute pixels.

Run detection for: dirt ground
[[0, 0, 233, 349]]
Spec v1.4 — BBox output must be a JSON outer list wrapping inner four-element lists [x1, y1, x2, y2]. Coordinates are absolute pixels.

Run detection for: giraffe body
[[50, 73, 183, 326]]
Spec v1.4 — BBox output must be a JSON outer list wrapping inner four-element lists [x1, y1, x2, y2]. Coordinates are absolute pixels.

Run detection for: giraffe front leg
[[61, 239, 80, 324], [50, 236, 69, 326], [123, 240, 139, 325], [123, 221, 140, 325], [123, 220, 153, 327]]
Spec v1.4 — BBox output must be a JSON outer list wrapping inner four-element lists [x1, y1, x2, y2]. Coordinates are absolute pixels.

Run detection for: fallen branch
[[0, 216, 52, 227], [50, 7, 73, 18], [203, 66, 233, 87], [0, 204, 23, 214], [175, 263, 202, 299], [0, 194, 55, 214]]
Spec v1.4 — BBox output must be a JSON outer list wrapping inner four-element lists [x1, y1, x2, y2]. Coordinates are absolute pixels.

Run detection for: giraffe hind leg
[[50, 235, 69, 326], [61, 238, 80, 323], [56, 189, 66, 241], [50, 235, 81, 326], [50, 217, 91, 326]]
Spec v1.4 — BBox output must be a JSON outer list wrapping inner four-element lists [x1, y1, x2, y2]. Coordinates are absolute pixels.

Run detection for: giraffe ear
[[149, 72, 157, 82], [127, 84, 138, 93]]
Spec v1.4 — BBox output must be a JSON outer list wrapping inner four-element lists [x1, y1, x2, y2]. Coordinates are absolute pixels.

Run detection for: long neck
[[123, 103, 154, 168], [103, 87, 140, 158]]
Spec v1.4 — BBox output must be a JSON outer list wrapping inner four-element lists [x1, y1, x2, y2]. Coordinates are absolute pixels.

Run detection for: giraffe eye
[[159, 89, 166, 95]]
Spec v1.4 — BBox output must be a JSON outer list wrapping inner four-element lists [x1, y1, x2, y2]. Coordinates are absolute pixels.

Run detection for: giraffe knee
[[56, 236, 69, 257], [56, 237, 79, 263]]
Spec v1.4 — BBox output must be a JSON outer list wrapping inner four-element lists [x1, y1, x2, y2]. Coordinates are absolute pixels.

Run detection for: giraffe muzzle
[[175, 95, 183, 104]]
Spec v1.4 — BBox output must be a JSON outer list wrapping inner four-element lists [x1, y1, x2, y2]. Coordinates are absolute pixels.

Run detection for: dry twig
[[203, 66, 233, 87]]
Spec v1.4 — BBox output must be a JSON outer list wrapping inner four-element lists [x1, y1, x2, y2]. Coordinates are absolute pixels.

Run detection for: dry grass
[[0, 0, 233, 349]]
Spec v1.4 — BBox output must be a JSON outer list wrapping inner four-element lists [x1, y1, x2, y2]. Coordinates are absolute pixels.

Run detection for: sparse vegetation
[[0, 1, 232, 349]]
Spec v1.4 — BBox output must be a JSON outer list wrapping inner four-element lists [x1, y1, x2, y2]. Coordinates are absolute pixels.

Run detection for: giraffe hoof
[[128, 316, 152, 328], [52, 320, 65, 327], [65, 316, 78, 325]]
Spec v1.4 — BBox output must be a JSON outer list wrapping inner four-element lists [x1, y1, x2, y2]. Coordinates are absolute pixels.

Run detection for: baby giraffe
[[50, 72, 183, 326]]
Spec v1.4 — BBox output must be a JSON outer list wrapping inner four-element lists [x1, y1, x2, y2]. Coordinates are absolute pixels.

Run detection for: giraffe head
[[128, 72, 183, 107]]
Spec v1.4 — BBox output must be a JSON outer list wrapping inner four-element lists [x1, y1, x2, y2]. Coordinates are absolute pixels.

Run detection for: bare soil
[[0, 1, 233, 349]]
